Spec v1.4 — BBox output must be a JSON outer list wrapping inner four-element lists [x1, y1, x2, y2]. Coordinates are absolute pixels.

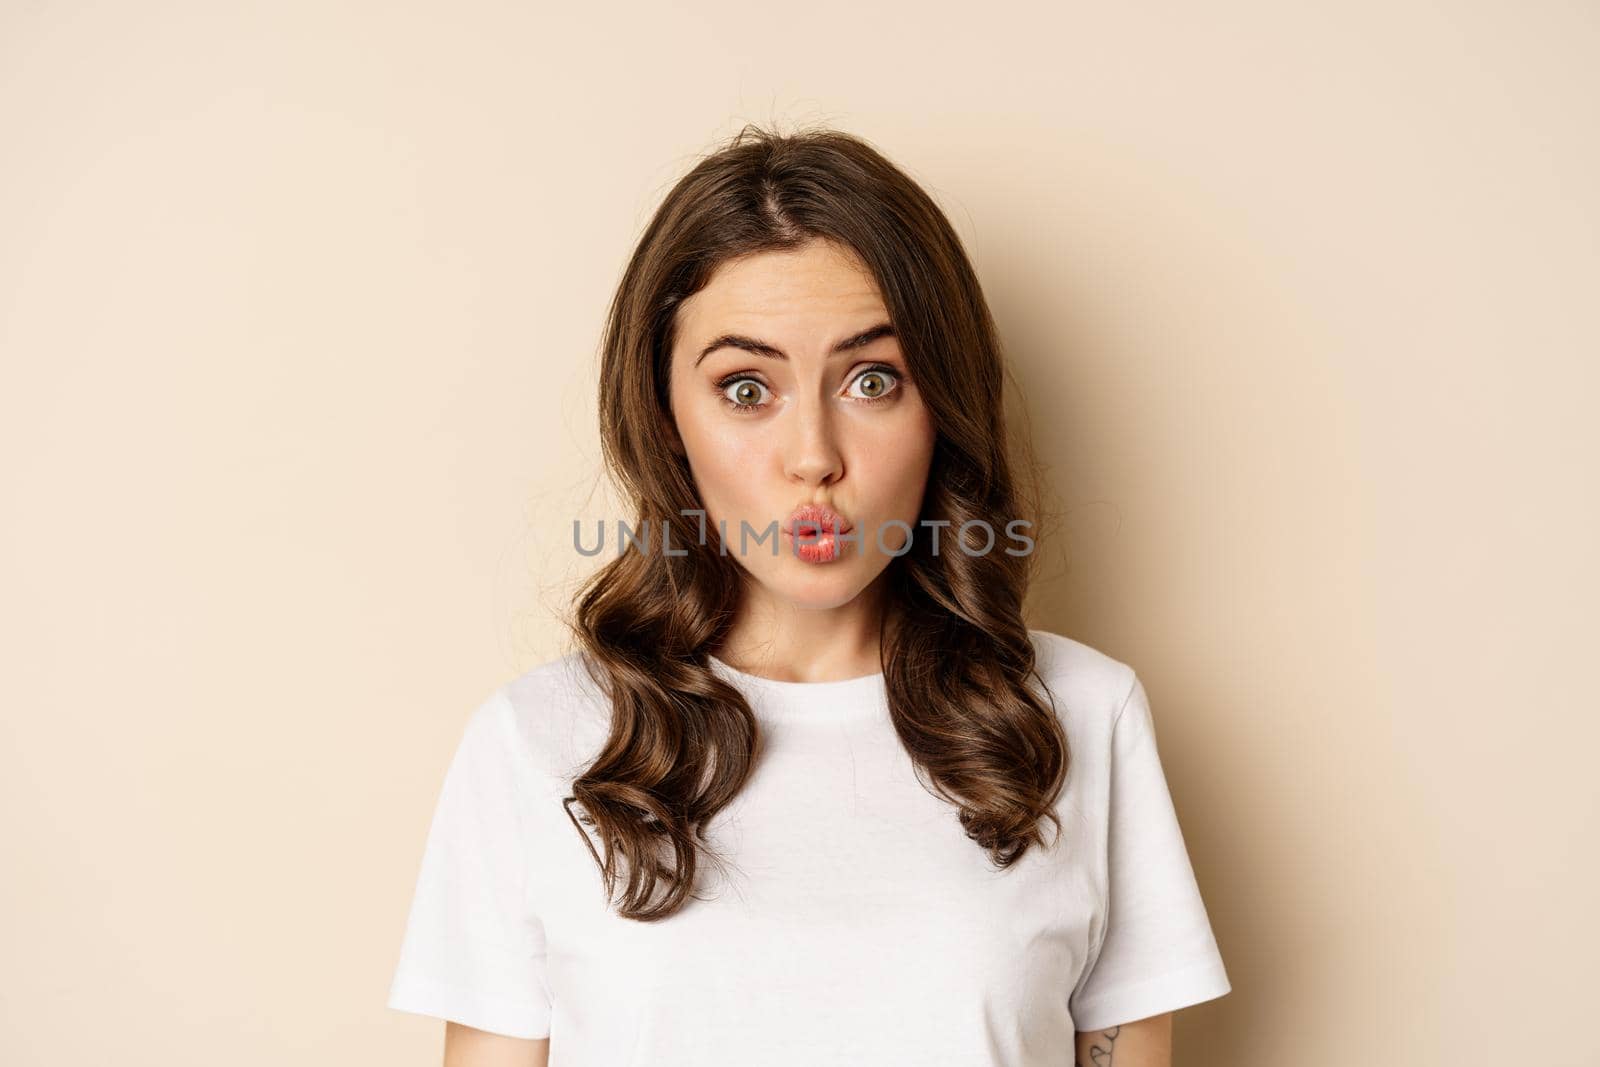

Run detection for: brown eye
[[848, 367, 900, 402], [719, 376, 770, 412]]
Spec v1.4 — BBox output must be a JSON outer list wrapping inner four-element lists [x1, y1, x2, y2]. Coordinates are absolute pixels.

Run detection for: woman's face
[[667, 238, 937, 613]]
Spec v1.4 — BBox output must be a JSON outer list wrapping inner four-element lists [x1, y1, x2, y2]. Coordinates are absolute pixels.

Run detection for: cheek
[[678, 409, 771, 508], [878, 447, 935, 513], [865, 408, 936, 503]]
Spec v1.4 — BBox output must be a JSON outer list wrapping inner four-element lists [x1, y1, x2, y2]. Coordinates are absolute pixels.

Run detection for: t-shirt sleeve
[[386, 687, 553, 1039], [1068, 674, 1231, 1031]]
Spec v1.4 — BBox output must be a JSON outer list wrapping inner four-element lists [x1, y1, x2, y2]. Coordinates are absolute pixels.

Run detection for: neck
[[714, 574, 889, 683]]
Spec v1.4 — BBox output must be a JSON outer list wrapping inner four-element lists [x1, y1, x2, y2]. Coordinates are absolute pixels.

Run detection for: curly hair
[[562, 121, 1065, 921]]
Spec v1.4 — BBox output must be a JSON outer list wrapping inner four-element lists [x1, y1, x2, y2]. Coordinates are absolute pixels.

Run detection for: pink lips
[[783, 503, 852, 564]]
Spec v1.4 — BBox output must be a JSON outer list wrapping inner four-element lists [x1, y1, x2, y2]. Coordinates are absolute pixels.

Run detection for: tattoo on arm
[[1075, 1025, 1122, 1067]]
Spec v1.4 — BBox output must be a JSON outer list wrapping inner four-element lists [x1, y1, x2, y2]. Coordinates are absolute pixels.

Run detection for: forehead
[[676, 239, 887, 336]]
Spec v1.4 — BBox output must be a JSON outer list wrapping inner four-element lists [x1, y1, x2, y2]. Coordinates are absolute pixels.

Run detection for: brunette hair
[[562, 122, 1064, 921]]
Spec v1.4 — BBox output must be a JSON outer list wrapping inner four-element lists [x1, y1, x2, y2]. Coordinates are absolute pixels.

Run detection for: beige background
[[3, 2, 1596, 1064]]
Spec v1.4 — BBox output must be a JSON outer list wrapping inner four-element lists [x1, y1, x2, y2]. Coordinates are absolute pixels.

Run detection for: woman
[[386, 125, 1230, 1066]]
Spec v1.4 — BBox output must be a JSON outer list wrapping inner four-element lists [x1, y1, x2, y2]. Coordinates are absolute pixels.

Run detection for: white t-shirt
[[386, 628, 1230, 1063]]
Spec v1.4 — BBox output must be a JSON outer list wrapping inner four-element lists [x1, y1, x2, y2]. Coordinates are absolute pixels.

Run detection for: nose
[[781, 392, 844, 487]]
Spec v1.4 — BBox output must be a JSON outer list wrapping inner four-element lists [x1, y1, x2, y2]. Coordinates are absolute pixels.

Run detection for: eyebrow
[[694, 322, 897, 367]]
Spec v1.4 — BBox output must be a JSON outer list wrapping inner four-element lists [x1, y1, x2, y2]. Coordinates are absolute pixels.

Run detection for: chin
[[754, 563, 876, 611]]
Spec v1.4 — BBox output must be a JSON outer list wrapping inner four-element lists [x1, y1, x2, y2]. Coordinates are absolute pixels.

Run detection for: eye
[[847, 364, 902, 404], [715, 375, 770, 414]]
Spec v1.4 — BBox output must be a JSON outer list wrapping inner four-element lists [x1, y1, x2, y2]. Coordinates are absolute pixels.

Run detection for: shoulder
[[485, 649, 614, 795], [501, 646, 609, 717], [1025, 628, 1141, 729]]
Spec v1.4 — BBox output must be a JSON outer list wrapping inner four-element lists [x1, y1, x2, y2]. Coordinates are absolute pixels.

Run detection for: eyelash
[[713, 364, 904, 415]]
